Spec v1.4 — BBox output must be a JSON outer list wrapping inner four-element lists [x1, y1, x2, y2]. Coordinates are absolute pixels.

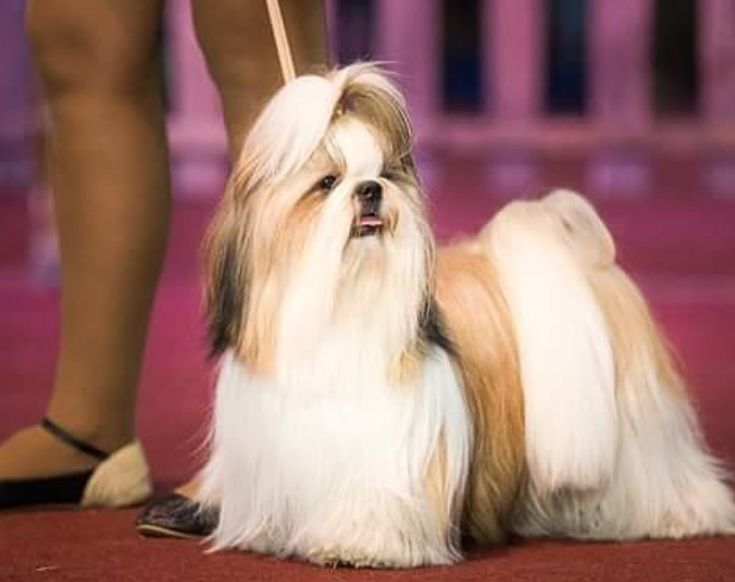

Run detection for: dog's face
[[246, 113, 423, 273], [205, 65, 434, 374]]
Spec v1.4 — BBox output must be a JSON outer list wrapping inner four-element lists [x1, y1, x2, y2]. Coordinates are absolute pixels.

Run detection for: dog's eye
[[319, 175, 338, 192]]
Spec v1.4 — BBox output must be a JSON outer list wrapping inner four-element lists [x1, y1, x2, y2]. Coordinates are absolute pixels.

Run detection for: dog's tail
[[478, 190, 618, 496], [480, 188, 735, 537]]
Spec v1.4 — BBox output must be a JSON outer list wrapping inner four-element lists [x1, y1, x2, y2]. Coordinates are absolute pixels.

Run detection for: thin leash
[[265, 0, 296, 83]]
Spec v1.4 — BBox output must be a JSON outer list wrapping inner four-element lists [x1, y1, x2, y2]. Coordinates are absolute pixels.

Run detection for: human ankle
[[43, 408, 135, 455]]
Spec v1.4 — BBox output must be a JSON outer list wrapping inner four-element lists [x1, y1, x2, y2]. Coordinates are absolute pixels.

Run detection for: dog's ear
[[202, 189, 249, 357]]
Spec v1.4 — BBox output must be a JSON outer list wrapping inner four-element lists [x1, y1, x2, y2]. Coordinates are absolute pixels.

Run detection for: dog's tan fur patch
[[436, 242, 526, 543]]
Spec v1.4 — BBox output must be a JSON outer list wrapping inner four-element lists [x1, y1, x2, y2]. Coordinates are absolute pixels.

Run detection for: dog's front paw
[[302, 537, 456, 569], [305, 545, 415, 569], [306, 545, 384, 569]]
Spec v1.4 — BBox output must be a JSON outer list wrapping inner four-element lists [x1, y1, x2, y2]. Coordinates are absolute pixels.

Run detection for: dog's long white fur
[[486, 190, 735, 538], [486, 195, 618, 494], [200, 96, 472, 566], [202, 347, 471, 565], [201, 64, 734, 567]]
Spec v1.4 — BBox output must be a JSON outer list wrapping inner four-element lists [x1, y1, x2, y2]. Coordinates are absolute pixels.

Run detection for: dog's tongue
[[359, 215, 383, 228], [352, 214, 384, 237]]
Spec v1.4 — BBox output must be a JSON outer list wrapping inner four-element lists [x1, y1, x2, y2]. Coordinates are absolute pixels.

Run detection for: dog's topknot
[[229, 63, 412, 198]]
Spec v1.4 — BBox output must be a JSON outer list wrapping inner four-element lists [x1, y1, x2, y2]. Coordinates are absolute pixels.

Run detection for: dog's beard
[[224, 117, 433, 383], [275, 132, 432, 384]]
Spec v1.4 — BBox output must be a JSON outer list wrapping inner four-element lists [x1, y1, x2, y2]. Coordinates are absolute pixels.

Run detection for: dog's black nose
[[355, 180, 382, 204]]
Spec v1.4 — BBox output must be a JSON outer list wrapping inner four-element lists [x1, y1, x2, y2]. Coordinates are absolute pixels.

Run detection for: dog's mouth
[[351, 212, 384, 238]]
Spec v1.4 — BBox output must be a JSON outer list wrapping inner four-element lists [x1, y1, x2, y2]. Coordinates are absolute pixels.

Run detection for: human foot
[[0, 423, 99, 480], [0, 419, 152, 509]]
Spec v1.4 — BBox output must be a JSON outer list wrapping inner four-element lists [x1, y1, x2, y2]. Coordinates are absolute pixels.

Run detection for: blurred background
[[2, 1, 735, 197], [1, 0, 733, 486]]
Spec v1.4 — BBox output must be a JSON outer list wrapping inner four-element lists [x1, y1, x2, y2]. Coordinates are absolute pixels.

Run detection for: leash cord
[[265, 0, 296, 83]]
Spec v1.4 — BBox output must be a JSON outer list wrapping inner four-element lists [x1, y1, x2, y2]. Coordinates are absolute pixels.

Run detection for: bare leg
[[171, 0, 327, 498], [0, 0, 169, 479], [192, 0, 328, 159]]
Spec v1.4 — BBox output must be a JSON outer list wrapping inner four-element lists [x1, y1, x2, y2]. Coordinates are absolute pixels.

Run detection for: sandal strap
[[40, 417, 109, 461]]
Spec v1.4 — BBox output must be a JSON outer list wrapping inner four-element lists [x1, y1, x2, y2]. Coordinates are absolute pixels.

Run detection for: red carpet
[[2, 509, 733, 581], [1, 170, 734, 580]]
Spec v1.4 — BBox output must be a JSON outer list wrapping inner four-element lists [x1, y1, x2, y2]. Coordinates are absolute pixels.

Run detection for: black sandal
[[0, 417, 152, 509], [136, 492, 218, 539]]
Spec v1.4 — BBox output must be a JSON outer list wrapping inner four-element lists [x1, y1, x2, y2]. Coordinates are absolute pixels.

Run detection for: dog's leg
[[587, 265, 735, 538]]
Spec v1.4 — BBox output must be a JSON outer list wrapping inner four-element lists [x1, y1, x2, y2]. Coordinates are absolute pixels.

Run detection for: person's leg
[[192, 0, 328, 160], [0, 0, 169, 480], [172, 0, 327, 499]]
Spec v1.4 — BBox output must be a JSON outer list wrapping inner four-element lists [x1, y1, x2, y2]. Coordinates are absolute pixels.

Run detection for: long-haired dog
[[197, 64, 735, 567]]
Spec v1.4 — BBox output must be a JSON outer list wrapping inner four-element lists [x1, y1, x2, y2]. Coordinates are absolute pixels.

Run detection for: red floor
[[1, 174, 734, 580]]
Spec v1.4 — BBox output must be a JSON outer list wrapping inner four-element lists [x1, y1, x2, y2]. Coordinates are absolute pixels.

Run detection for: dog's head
[[205, 64, 434, 372]]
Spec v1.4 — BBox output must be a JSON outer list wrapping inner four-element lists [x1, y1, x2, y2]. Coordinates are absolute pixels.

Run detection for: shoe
[[0, 417, 152, 509], [136, 492, 218, 539]]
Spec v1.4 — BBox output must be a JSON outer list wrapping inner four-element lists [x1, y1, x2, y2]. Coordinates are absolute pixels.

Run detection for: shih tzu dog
[[197, 64, 735, 568]]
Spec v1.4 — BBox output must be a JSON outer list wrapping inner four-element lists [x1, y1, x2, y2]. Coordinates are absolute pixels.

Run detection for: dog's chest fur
[[202, 335, 471, 566]]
